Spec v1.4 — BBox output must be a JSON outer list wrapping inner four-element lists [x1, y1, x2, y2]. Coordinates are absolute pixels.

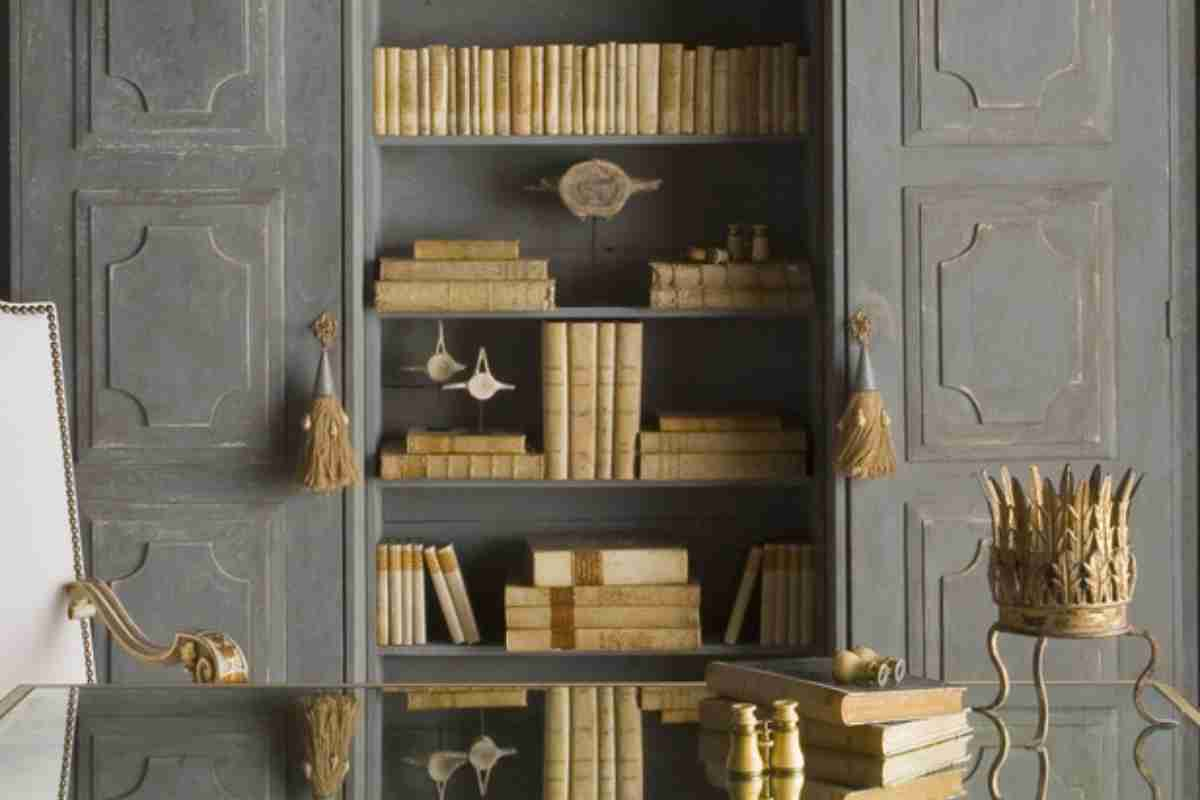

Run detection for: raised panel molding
[[85, 503, 286, 683], [74, 0, 284, 149], [903, 0, 1113, 145], [75, 189, 285, 464], [903, 184, 1116, 461]]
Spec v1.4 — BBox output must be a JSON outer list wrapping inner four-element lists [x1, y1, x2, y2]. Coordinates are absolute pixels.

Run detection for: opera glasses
[[833, 646, 907, 688], [725, 702, 805, 800]]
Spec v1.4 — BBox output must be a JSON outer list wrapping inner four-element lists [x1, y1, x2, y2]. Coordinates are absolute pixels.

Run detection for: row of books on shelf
[[375, 541, 482, 646], [373, 42, 808, 138], [543, 687, 643, 800], [724, 542, 817, 647], [649, 259, 814, 310]]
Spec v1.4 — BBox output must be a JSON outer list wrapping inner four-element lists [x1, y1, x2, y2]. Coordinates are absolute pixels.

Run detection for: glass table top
[[0, 681, 1192, 799]]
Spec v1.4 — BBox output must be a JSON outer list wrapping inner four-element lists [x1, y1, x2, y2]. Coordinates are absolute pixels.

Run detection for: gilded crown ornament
[[981, 464, 1142, 638]]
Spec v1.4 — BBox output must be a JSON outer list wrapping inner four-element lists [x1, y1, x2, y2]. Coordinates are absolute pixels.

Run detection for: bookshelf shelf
[[376, 134, 807, 148], [371, 477, 809, 490], [376, 306, 811, 320], [378, 643, 813, 658]]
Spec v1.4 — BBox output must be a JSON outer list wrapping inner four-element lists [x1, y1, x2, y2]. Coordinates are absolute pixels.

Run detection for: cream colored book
[[781, 43, 798, 134], [507, 627, 700, 651], [771, 543, 787, 642], [571, 687, 598, 800], [639, 452, 805, 480], [639, 430, 808, 454], [680, 50, 696, 134], [615, 44, 627, 134], [399, 49, 419, 136], [658, 413, 782, 432], [584, 46, 598, 135], [545, 45, 561, 135], [625, 44, 638, 134], [374, 48, 388, 136], [658, 44, 683, 134], [512, 46, 532, 135], [529, 538, 688, 587], [804, 736, 972, 788], [375, 279, 555, 312], [495, 48, 511, 135], [800, 543, 816, 646], [388, 543, 404, 644], [406, 688, 528, 710], [505, 605, 699, 630], [470, 45, 482, 135], [637, 44, 660, 134], [595, 322, 616, 479], [756, 45, 772, 134], [660, 709, 700, 724], [544, 687, 571, 800], [614, 687, 643, 800], [741, 46, 759, 134], [386, 47, 402, 135], [573, 46, 585, 134], [542, 322, 570, 480], [400, 543, 414, 644], [448, 46, 458, 134], [796, 55, 810, 133], [638, 686, 713, 711], [531, 45, 545, 135], [419, 47, 432, 135], [771, 46, 785, 134], [405, 428, 526, 454], [480, 48, 495, 135], [728, 48, 743, 133], [612, 322, 643, 480], [376, 542, 390, 645], [405, 543, 420, 644], [713, 50, 730, 134], [802, 712, 972, 758], [596, 43, 607, 135], [424, 546, 465, 644], [379, 449, 545, 480], [650, 261, 811, 290], [801, 769, 966, 800], [560, 43, 574, 135], [649, 286, 812, 310], [413, 542, 426, 644], [695, 46, 714, 134], [437, 545, 482, 643], [607, 41, 618, 133], [413, 239, 520, 260], [568, 322, 598, 479], [504, 582, 700, 608], [723, 544, 762, 644], [598, 687, 617, 800], [785, 542, 801, 646], [760, 543, 777, 645], [380, 257, 548, 281], [455, 47, 471, 134], [431, 45, 449, 135]]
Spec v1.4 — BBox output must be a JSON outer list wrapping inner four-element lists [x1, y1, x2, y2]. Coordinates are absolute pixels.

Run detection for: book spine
[[680, 50, 696, 135], [615, 44, 627, 134], [639, 453, 805, 480], [649, 261, 810, 290], [455, 47, 472, 135], [781, 43, 798, 134], [785, 543, 801, 646], [570, 688, 599, 800], [607, 42, 618, 133], [658, 413, 782, 432], [728, 49, 743, 133], [406, 689, 529, 710], [612, 322, 643, 479], [405, 431, 526, 454], [796, 55, 810, 133], [413, 239, 521, 260], [414, 542, 427, 644], [386, 47, 402, 135], [532, 45, 545, 135], [649, 286, 811, 310], [401, 543, 414, 644], [380, 451, 544, 480], [658, 44, 683, 134], [380, 258, 548, 281], [480, 48, 495, 135], [637, 44, 660, 134], [374, 48, 388, 136], [505, 605, 700, 629], [712, 50, 730, 135], [695, 46, 714, 134], [625, 44, 638, 134], [573, 46, 586, 134], [545, 687, 571, 800], [595, 322, 617, 480], [511, 46, 531, 135], [639, 430, 808, 454], [757, 45, 772, 134], [376, 542, 390, 645], [375, 280, 555, 312], [388, 543, 404, 645], [507, 627, 701, 651], [448, 46, 458, 134], [596, 43, 607, 135], [638, 686, 714, 710], [584, 46, 598, 135], [437, 545, 482, 643], [423, 546, 465, 643], [723, 544, 763, 644], [399, 49, 419, 136], [505, 582, 701, 607], [494, 49, 511, 135], [419, 47, 432, 135], [741, 47, 758, 135], [598, 687, 617, 800], [800, 544, 815, 646], [614, 687, 643, 800], [542, 322, 570, 480], [471, 45, 482, 135], [771, 46, 785, 134], [568, 322, 599, 479], [430, 45, 450, 135], [771, 544, 787, 645], [560, 44, 574, 135], [760, 543, 776, 645], [545, 45, 561, 135]]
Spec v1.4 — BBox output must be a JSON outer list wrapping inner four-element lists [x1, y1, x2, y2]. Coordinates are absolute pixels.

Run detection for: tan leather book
[[437, 545, 482, 643], [374, 48, 388, 135], [723, 544, 762, 644], [430, 45, 450, 135], [741, 46, 759, 134], [573, 46, 586, 134], [760, 543, 778, 645], [712, 50, 730, 134], [781, 43, 798, 134], [624, 44, 638, 134], [544, 687, 571, 800], [406, 688, 528, 710], [659, 413, 782, 432], [584, 46, 598, 135], [649, 286, 812, 310], [545, 45, 561, 135], [504, 582, 700, 608], [728, 49, 743, 133], [639, 430, 808, 454], [531, 46, 545, 135], [380, 257, 548, 281], [376, 542, 390, 645], [406, 543, 421, 645], [704, 658, 967, 726], [784, 542, 800, 645], [802, 712, 972, 758], [638, 686, 713, 710], [507, 627, 700, 651], [424, 546, 465, 643], [615, 44, 627, 134], [596, 43, 607, 135], [419, 47, 432, 135], [680, 50, 696, 134], [614, 687, 643, 800], [658, 44, 683, 134], [756, 45, 772, 134], [398, 49, 419, 136], [512, 46, 533, 135], [804, 736, 972, 788], [414, 541, 427, 644], [650, 261, 811, 290], [505, 605, 699, 629], [771, 46, 785, 134], [660, 709, 700, 724], [800, 543, 816, 646], [448, 46, 458, 134], [797, 55, 810, 133], [480, 48, 495, 135], [607, 41, 618, 133], [398, 543, 413, 644], [800, 769, 965, 800], [598, 687, 617, 800], [695, 46, 714, 134], [542, 322, 570, 480], [595, 322, 617, 479], [388, 542, 404, 645], [386, 47, 402, 135], [379, 449, 545, 480], [529, 538, 688, 587], [568, 322, 598, 478], [375, 279, 555, 312], [470, 45, 482, 135], [612, 322, 643, 479], [413, 239, 520, 260], [639, 452, 805, 480], [637, 44, 660, 134], [570, 688, 599, 800], [560, 44, 574, 134], [495, 48, 511, 135], [455, 47, 471, 134], [405, 428, 526, 454]]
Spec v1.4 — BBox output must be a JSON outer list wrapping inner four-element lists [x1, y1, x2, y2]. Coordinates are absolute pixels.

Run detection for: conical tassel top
[[314, 349, 336, 398], [300, 313, 362, 493], [853, 339, 878, 392], [834, 310, 897, 479]]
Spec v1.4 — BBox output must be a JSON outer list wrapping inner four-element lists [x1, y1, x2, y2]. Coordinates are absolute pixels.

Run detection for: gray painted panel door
[[844, 0, 1189, 794]]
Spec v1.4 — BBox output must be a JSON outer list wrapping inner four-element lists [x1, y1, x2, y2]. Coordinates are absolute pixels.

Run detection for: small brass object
[[833, 646, 906, 687], [751, 225, 770, 263]]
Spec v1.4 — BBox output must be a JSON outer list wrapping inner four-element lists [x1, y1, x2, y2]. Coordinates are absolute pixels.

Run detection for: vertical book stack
[[376, 542, 482, 645], [380, 429, 545, 480], [543, 686, 644, 800], [639, 413, 808, 480], [375, 240, 555, 312]]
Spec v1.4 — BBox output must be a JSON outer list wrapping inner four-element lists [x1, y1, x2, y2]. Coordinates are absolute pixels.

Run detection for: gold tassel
[[834, 310, 897, 479], [300, 693, 360, 800], [300, 313, 362, 493]]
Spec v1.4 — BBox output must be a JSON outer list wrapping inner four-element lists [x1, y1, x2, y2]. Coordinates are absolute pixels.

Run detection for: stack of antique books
[[542, 687, 643, 800], [374, 239, 555, 312], [505, 538, 700, 651], [380, 429, 545, 480], [700, 659, 971, 798], [638, 413, 808, 480], [649, 260, 814, 310]]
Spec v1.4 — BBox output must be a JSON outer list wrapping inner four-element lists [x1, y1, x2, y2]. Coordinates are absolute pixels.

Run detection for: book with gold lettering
[[680, 49, 696, 134], [659, 413, 783, 432], [544, 687, 571, 800], [376, 541, 390, 645], [584, 46, 599, 135], [596, 322, 617, 479], [508, 627, 700, 652], [495, 48, 511, 135], [413, 239, 520, 260], [529, 538, 688, 587], [615, 44, 627, 134], [448, 46, 458, 134], [614, 687, 643, 800], [437, 544, 481, 643], [504, 582, 700, 607], [756, 44, 772, 134], [405, 687, 529, 711], [419, 47, 432, 135], [639, 430, 809, 454], [399, 48, 419, 136], [471, 45, 482, 135], [380, 257, 548, 281], [505, 605, 699, 629], [545, 45, 561, 135], [512, 45, 532, 135], [625, 44, 638, 134], [423, 545, 466, 643], [659, 44, 683, 134], [649, 286, 812, 310], [598, 687, 617, 800], [606, 41, 618, 133], [532, 45, 545, 135], [405, 428, 526, 454], [568, 322, 598, 478], [712, 49, 730, 134], [379, 448, 545, 480], [455, 46, 472, 134], [559, 43, 574, 134], [542, 322, 570, 480], [386, 47, 402, 135], [741, 46, 759, 134], [612, 322, 643, 479], [431, 44, 449, 135], [596, 43, 607, 135], [637, 44, 659, 134], [573, 46, 586, 134], [640, 452, 806, 480], [695, 46, 714, 134], [374, 48, 388, 135], [375, 279, 555, 312], [650, 261, 812, 290], [480, 48, 495, 135], [728, 48, 743, 133], [571, 688, 599, 800], [639, 686, 714, 711]]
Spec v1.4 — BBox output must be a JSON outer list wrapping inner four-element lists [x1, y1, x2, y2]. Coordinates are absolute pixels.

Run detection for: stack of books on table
[[700, 658, 971, 798], [638, 413, 808, 480], [374, 239, 555, 312], [375, 542, 482, 645], [380, 428, 545, 480], [505, 537, 700, 651], [649, 259, 814, 310], [542, 687, 644, 800]]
